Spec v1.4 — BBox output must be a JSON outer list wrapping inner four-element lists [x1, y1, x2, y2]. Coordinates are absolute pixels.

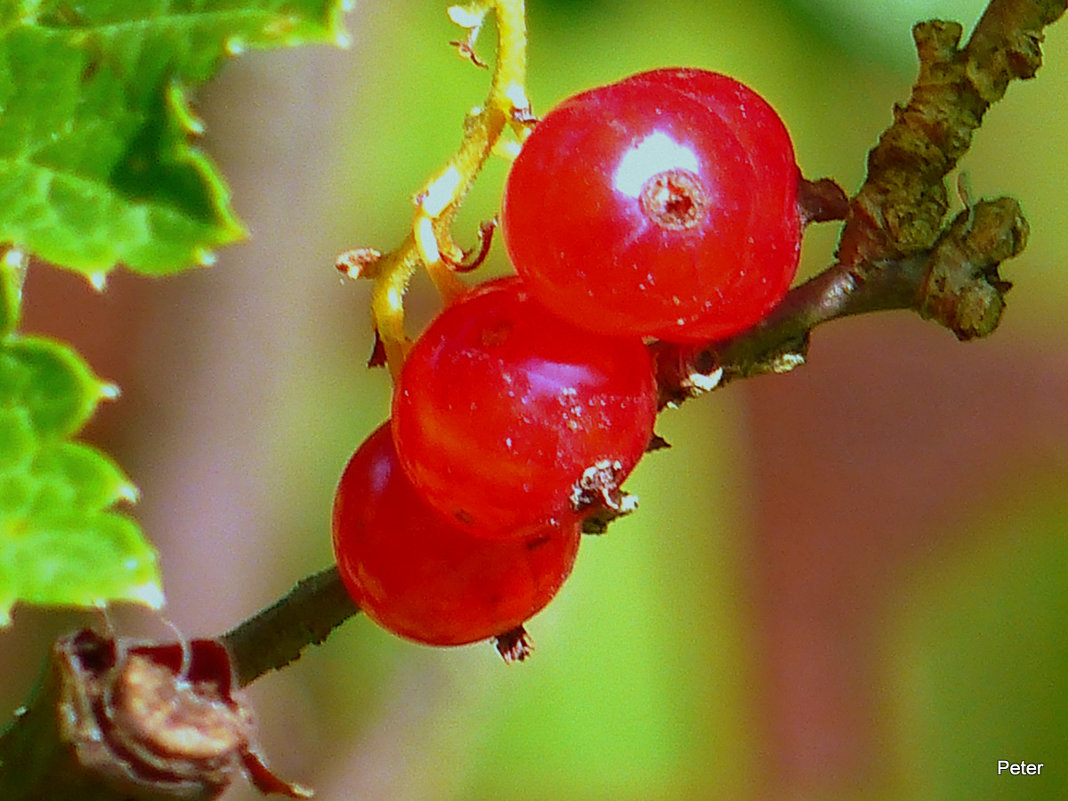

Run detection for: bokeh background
[[3, 0, 1067, 799]]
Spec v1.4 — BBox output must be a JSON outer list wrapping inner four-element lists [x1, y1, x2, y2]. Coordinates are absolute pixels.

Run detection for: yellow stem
[[362, 0, 529, 377]]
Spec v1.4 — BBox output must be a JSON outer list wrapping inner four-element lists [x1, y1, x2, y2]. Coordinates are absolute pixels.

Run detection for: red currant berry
[[332, 423, 581, 647], [501, 69, 801, 342], [392, 276, 658, 539]]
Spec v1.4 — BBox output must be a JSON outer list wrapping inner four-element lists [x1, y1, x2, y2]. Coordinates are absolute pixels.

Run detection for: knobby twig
[[656, 0, 1061, 403]]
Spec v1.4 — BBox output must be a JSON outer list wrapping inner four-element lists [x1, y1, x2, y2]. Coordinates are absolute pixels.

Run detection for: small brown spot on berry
[[480, 322, 512, 347], [524, 533, 552, 551]]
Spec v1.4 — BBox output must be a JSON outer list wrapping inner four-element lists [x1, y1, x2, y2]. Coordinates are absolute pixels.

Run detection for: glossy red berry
[[392, 276, 658, 539], [332, 423, 581, 647], [501, 68, 801, 342]]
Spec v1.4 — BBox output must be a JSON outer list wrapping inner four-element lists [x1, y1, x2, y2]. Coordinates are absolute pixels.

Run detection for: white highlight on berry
[[613, 131, 700, 198]]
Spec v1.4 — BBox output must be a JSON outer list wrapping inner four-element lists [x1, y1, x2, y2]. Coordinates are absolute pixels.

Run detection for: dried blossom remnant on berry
[[569, 459, 626, 513], [639, 169, 708, 231], [495, 625, 534, 663], [581, 491, 638, 535], [570, 459, 640, 533]]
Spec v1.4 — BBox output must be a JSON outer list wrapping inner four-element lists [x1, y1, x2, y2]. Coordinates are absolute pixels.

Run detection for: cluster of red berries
[[332, 68, 801, 658]]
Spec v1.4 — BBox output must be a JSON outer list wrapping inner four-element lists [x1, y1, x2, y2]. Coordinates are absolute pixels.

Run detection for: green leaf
[[0, 337, 161, 624], [0, 0, 348, 277], [0, 336, 110, 440], [0, 508, 160, 626]]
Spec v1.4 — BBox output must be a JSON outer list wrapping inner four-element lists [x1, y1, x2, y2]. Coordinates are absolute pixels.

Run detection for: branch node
[[918, 196, 1027, 340]]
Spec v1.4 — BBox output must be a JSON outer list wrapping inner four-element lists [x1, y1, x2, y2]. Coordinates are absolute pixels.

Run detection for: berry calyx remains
[[638, 168, 708, 231]]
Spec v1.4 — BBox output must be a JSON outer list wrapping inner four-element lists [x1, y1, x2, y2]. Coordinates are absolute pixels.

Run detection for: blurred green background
[[4, 1, 1067, 799]]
